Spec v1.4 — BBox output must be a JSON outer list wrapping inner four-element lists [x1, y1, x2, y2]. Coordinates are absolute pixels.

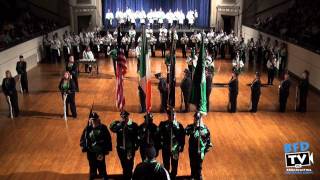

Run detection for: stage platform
[[0, 49, 319, 179]]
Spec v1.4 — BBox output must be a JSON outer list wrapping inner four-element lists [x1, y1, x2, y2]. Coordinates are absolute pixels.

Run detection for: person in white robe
[[105, 9, 114, 28]]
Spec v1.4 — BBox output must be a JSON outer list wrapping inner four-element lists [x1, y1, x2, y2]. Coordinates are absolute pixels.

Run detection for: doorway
[[221, 15, 235, 34], [77, 15, 91, 33]]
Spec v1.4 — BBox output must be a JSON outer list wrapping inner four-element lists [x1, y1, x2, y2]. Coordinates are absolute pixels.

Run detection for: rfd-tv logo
[[284, 142, 314, 174]]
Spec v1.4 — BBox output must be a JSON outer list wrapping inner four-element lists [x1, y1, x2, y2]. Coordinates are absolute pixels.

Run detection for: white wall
[[0, 26, 70, 80], [242, 25, 320, 90]]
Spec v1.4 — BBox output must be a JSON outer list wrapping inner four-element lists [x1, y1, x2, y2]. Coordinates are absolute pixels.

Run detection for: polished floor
[[0, 50, 319, 180]]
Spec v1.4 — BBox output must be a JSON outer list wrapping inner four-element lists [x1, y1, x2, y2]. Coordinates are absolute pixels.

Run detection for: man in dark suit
[[16, 55, 28, 93], [279, 72, 291, 112], [228, 71, 239, 113], [250, 72, 261, 112], [155, 73, 168, 113], [66, 56, 79, 92], [180, 69, 192, 112]]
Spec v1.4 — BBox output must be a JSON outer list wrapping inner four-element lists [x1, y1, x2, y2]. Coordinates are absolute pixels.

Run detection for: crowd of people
[[254, 0, 320, 51], [105, 7, 199, 29], [0, 1, 63, 51]]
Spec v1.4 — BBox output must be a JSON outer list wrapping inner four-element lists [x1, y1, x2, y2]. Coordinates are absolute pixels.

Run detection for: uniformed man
[[2, 70, 19, 117], [92, 33, 102, 58], [110, 111, 139, 180], [121, 33, 130, 58], [279, 72, 291, 112], [66, 56, 79, 92], [296, 70, 309, 112], [159, 108, 185, 180], [207, 28, 215, 56], [190, 31, 199, 51], [16, 55, 28, 94], [155, 73, 168, 113], [185, 112, 212, 180], [186, 48, 198, 74], [58, 71, 77, 118], [62, 32, 72, 63], [247, 38, 256, 63], [43, 33, 52, 62], [132, 145, 170, 180], [128, 26, 136, 49], [180, 32, 189, 58], [228, 71, 239, 113], [51, 33, 61, 63], [266, 54, 276, 85], [249, 72, 261, 113], [137, 113, 160, 161], [105, 9, 114, 28], [103, 31, 113, 57], [80, 112, 112, 180], [159, 26, 167, 57], [71, 32, 81, 61], [180, 69, 192, 112]]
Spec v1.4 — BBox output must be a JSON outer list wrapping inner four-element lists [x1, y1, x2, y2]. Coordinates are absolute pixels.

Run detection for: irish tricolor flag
[[139, 26, 152, 112]]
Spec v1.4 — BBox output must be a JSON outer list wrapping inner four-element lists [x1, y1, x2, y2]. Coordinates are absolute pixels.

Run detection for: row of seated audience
[[0, 1, 61, 50], [254, 0, 320, 52]]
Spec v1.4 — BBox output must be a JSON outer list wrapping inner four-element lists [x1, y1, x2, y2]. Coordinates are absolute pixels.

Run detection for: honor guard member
[[92, 33, 102, 58], [132, 145, 170, 180], [296, 70, 309, 112], [279, 72, 291, 112], [121, 33, 130, 58], [66, 56, 79, 92], [180, 69, 192, 112], [155, 73, 168, 113], [110, 111, 139, 180], [2, 70, 19, 117], [16, 55, 28, 93], [185, 112, 212, 180], [103, 31, 113, 57], [186, 10, 195, 29], [266, 54, 276, 85], [168, 28, 178, 50], [71, 32, 81, 60], [43, 34, 52, 62], [166, 9, 174, 29], [138, 83, 146, 113], [62, 32, 72, 62], [128, 26, 136, 49], [150, 34, 157, 57], [80, 112, 112, 180], [137, 113, 160, 161], [159, 108, 185, 180], [147, 9, 155, 28], [105, 9, 114, 28], [180, 32, 189, 58], [249, 72, 261, 113], [51, 33, 61, 63], [58, 71, 77, 118], [158, 8, 166, 28], [228, 71, 239, 113]]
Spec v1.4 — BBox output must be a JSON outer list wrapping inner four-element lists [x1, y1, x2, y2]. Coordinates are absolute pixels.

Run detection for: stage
[[0, 49, 319, 179]]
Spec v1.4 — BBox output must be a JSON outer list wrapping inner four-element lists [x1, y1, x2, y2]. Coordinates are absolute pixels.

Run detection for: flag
[[116, 50, 127, 111], [190, 34, 207, 114], [139, 26, 152, 112]]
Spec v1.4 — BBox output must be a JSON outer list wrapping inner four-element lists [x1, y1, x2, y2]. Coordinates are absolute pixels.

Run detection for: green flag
[[190, 34, 207, 114]]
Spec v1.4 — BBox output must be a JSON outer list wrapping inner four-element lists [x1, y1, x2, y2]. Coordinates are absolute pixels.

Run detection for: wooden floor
[[0, 50, 319, 180]]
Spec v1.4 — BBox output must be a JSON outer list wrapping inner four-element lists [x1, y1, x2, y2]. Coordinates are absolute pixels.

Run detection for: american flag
[[116, 50, 127, 111]]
